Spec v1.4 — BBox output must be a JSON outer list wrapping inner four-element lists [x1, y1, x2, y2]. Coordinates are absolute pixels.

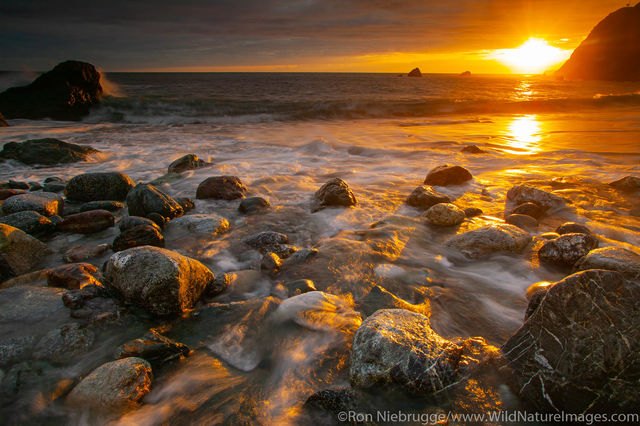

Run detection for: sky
[[0, 0, 629, 73]]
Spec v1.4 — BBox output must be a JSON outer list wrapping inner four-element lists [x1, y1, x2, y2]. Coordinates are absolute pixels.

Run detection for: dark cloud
[[0, 0, 625, 70]]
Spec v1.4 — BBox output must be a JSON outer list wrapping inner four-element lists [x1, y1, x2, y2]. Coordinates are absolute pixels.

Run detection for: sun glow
[[490, 38, 571, 74], [505, 115, 543, 154]]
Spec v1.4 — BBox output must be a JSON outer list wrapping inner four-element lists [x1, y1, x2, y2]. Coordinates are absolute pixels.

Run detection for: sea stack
[[408, 67, 422, 77], [556, 3, 640, 81]]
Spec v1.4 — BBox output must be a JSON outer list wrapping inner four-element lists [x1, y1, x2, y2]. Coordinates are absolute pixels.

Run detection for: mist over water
[[1, 73, 639, 424]]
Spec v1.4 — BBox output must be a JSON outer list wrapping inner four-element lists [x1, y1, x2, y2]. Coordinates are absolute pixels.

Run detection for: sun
[[490, 38, 572, 74]]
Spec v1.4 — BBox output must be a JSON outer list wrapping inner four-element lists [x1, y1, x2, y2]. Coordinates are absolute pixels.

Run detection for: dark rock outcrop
[[118, 216, 160, 232], [556, 3, 640, 81], [423, 164, 472, 186], [167, 154, 210, 174], [65, 172, 135, 202], [311, 178, 357, 212], [501, 270, 640, 413], [126, 183, 183, 220], [196, 176, 247, 200], [0, 60, 103, 120], [0, 138, 98, 165], [609, 175, 640, 192], [408, 67, 422, 77]]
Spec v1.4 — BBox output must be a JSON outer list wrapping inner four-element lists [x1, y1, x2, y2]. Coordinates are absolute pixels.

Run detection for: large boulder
[[0, 224, 52, 275], [405, 185, 450, 210], [126, 183, 183, 220], [196, 176, 247, 200], [423, 164, 472, 186], [66, 357, 152, 413], [574, 247, 640, 280], [311, 178, 357, 212], [65, 172, 135, 202], [0, 211, 55, 237], [407, 67, 422, 77], [538, 233, 599, 268], [350, 309, 498, 395], [0, 138, 98, 165], [506, 185, 565, 211], [1, 192, 63, 216], [167, 154, 209, 174], [555, 3, 640, 81], [445, 223, 531, 259], [0, 60, 102, 120], [501, 270, 640, 413], [104, 246, 214, 316]]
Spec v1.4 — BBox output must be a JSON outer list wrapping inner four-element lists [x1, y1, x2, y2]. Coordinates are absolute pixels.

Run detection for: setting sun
[[490, 38, 572, 74]]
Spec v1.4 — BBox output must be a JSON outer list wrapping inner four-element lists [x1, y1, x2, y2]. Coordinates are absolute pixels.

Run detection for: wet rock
[[423, 164, 472, 187], [0, 336, 35, 368], [556, 222, 591, 235], [445, 224, 531, 259], [33, 323, 95, 363], [112, 224, 165, 252], [7, 180, 30, 190], [350, 309, 498, 395], [0, 224, 52, 275], [166, 214, 229, 236], [405, 185, 450, 210], [609, 176, 640, 192], [0, 189, 25, 200], [62, 284, 111, 309], [501, 270, 640, 413], [63, 243, 110, 263], [242, 231, 296, 258], [126, 183, 183, 220], [356, 285, 430, 318], [0, 210, 55, 236], [118, 216, 160, 232], [196, 175, 247, 200], [311, 178, 357, 212], [408, 67, 422, 77], [0, 60, 102, 121], [0, 256, 15, 283], [65, 172, 135, 202], [506, 185, 565, 211], [28, 181, 43, 191], [282, 279, 317, 297], [574, 247, 640, 280], [116, 330, 189, 369], [464, 207, 483, 217], [104, 246, 214, 316], [510, 202, 548, 219], [461, 145, 485, 154], [147, 212, 166, 228], [66, 357, 153, 413], [538, 233, 599, 268], [422, 203, 465, 226], [167, 153, 209, 174], [505, 213, 538, 230], [261, 252, 282, 273], [1, 192, 63, 216], [177, 197, 195, 213], [202, 273, 231, 298], [79, 200, 124, 212], [57, 209, 115, 234], [43, 180, 66, 193], [303, 387, 359, 418], [238, 196, 271, 214], [0, 138, 99, 165], [47, 263, 102, 289]]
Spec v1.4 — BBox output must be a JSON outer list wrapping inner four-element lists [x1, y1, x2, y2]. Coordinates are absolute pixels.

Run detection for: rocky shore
[[1, 135, 639, 423]]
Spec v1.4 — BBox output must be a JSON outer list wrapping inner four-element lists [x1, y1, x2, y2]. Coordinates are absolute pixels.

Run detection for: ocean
[[1, 72, 639, 423]]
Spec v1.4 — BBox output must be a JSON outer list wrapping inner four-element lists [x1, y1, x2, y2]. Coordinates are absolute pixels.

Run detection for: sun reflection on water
[[504, 115, 542, 154]]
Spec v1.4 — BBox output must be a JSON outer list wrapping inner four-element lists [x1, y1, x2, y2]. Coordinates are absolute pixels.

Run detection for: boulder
[[167, 154, 209, 174], [7, 180, 29, 190], [63, 243, 110, 263], [609, 176, 640, 192], [505, 213, 538, 230], [501, 270, 640, 413], [242, 231, 295, 258], [104, 246, 214, 316], [196, 176, 247, 200], [57, 209, 115, 234], [202, 273, 231, 298], [238, 196, 271, 214], [538, 233, 599, 268], [79, 200, 124, 212], [445, 223, 531, 259], [460, 145, 485, 154], [574, 247, 640, 280], [118, 216, 160, 232], [282, 279, 317, 297], [47, 263, 102, 289], [407, 67, 422, 77], [33, 323, 95, 363], [350, 309, 497, 395], [423, 164, 472, 186], [311, 178, 357, 212], [112, 224, 165, 252], [0, 138, 98, 165], [506, 185, 565, 211], [261, 252, 282, 273], [0, 224, 52, 275], [0, 189, 25, 200], [356, 285, 430, 318], [116, 330, 189, 369], [165, 214, 229, 236], [177, 197, 195, 213], [0, 60, 102, 120], [510, 202, 548, 219], [422, 203, 465, 226], [0, 211, 55, 236], [464, 207, 483, 217], [126, 183, 183, 220], [556, 222, 591, 235], [405, 185, 450, 210], [65, 172, 135, 202], [1, 192, 63, 216], [66, 357, 152, 412]]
